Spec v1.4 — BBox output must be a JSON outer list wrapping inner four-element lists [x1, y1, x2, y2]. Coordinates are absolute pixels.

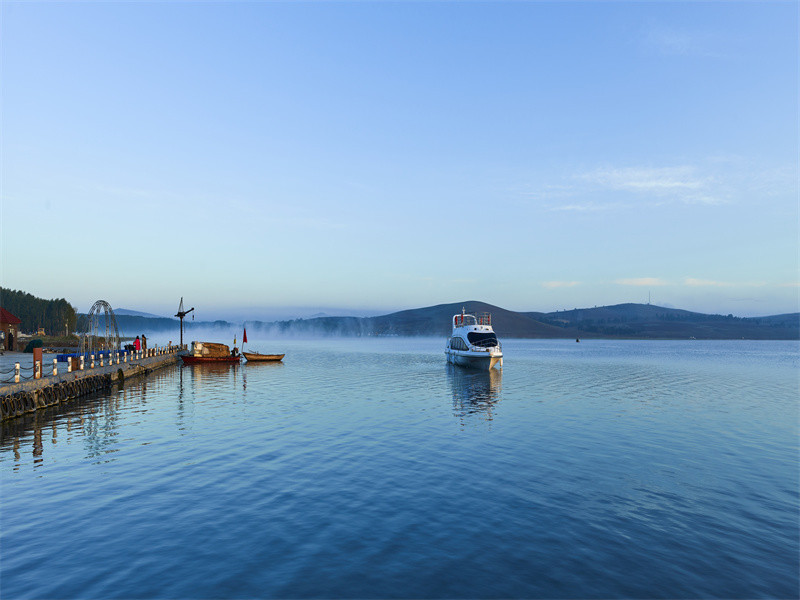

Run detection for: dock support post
[[91, 354, 95, 369], [33, 348, 42, 379], [53, 358, 57, 376], [14, 363, 20, 383], [67, 358, 72, 373], [80, 356, 85, 370]]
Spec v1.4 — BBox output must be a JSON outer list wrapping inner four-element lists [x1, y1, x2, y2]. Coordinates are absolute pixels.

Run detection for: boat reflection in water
[[447, 364, 502, 421], [179, 361, 240, 397]]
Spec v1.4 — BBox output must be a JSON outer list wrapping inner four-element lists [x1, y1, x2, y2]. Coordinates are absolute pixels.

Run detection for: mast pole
[[175, 298, 195, 349]]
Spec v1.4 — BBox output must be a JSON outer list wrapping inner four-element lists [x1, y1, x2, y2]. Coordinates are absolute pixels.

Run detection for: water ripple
[[1, 339, 797, 599]]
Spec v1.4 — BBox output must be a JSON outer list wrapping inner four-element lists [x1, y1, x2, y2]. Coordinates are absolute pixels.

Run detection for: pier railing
[[0, 344, 187, 384]]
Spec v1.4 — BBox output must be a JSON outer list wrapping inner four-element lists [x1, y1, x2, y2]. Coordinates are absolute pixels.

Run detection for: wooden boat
[[180, 341, 241, 365], [243, 351, 284, 362], [181, 354, 240, 365]]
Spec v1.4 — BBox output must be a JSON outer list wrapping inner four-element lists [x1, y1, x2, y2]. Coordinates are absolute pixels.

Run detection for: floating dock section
[[0, 347, 183, 421]]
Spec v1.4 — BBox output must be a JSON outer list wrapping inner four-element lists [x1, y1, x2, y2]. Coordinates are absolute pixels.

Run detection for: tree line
[[0, 288, 78, 336]]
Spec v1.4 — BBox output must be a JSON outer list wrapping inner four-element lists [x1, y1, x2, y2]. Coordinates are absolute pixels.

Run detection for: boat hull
[[445, 349, 503, 371], [243, 352, 284, 362], [180, 355, 240, 365]]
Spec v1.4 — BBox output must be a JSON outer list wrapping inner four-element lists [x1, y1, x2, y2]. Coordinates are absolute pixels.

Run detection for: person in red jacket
[[134, 336, 141, 352]]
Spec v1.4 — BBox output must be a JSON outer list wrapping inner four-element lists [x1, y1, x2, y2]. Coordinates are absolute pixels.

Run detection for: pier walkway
[[0, 347, 184, 420]]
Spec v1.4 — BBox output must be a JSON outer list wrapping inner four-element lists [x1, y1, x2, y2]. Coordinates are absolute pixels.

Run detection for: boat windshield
[[468, 332, 498, 347]]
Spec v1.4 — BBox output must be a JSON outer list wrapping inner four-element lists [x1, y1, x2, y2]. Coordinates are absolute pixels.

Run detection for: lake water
[[1, 338, 798, 599]]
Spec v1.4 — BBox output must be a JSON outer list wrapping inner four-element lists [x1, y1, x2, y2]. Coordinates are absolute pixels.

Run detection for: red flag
[[243, 327, 248, 344]]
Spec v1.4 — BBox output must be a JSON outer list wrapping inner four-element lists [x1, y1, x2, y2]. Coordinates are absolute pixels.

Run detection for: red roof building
[[1, 308, 21, 351]]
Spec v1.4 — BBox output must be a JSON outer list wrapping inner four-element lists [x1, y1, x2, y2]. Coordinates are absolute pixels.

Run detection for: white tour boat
[[445, 309, 503, 370]]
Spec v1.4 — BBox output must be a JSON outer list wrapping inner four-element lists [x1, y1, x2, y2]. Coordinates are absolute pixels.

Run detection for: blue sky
[[1, 1, 797, 320]]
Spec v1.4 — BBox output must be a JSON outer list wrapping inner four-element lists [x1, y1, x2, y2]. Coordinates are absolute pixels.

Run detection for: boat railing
[[454, 312, 493, 327]]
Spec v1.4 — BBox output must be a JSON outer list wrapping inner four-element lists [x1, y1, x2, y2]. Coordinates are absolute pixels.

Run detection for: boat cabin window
[[449, 337, 469, 351], [467, 332, 498, 347]]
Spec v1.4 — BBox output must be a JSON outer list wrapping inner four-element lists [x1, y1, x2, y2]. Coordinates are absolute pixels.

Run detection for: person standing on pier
[[142, 335, 147, 352], [134, 336, 141, 352]]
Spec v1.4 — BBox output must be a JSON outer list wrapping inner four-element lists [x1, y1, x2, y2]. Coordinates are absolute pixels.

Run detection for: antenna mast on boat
[[175, 297, 194, 348]]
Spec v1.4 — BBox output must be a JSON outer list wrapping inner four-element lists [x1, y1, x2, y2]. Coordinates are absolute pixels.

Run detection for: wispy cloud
[[684, 278, 766, 288], [642, 26, 730, 59], [542, 281, 580, 289], [550, 202, 621, 212], [449, 278, 478, 285], [616, 278, 667, 287], [520, 156, 794, 213], [580, 166, 707, 192], [684, 278, 732, 287], [536, 164, 724, 211]]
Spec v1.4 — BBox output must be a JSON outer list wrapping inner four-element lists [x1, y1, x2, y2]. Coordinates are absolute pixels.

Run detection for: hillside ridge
[[107, 302, 799, 340]]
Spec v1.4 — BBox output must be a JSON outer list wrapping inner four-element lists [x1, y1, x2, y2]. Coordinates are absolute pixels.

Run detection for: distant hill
[[103, 301, 800, 340], [114, 308, 168, 318], [96, 314, 235, 337], [366, 301, 567, 338], [246, 301, 798, 340], [532, 303, 800, 339], [242, 301, 553, 337]]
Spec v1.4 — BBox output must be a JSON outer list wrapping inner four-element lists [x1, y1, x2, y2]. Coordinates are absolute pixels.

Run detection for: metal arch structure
[[80, 300, 123, 356]]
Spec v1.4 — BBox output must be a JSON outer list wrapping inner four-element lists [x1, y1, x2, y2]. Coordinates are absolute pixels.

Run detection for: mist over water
[[131, 323, 398, 348], [2, 339, 798, 599]]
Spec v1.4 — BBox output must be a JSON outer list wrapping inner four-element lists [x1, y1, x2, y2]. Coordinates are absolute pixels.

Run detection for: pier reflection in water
[[1, 359, 291, 466], [0, 365, 182, 469], [447, 364, 502, 420]]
